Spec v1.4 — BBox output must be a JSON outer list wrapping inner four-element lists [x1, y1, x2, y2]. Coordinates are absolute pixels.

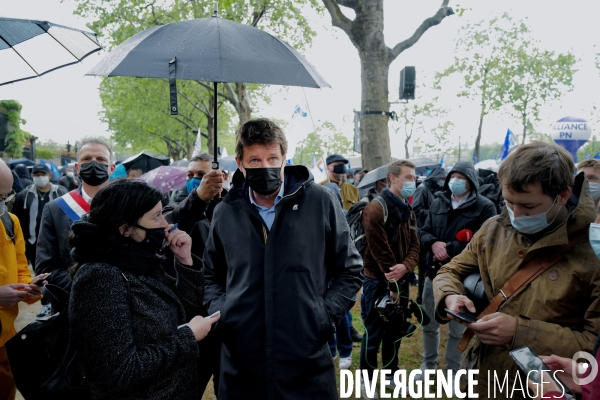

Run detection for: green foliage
[[502, 47, 576, 145], [71, 0, 320, 158], [99, 77, 235, 160], [435, 14, 530, 160], [0, 100, 26, 158], [576, 135, 599, 163], [392, 96, 454, 158], [293, 122, 352, 166]]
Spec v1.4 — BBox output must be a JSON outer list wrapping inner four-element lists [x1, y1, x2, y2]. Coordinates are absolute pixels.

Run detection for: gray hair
[[190, 153, 212, 163], [77, 137, 113, 162]]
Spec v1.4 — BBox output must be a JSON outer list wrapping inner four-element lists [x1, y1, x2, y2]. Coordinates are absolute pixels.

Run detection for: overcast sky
[[2, 0, 600, 160]]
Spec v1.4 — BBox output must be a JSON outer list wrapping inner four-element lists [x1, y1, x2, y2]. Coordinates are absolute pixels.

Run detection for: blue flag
[[41, 160, 61, 180], [595, 153, 600, 159], [472, 152, 478, 164], [439, 154, 445, 168], [499, 128, 518, 160]]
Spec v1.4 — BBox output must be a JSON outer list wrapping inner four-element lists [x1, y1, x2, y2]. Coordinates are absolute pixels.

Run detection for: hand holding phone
[[444, 308, 478, 323], [510, 346, 576, 399], [32, 272, 52, 287]]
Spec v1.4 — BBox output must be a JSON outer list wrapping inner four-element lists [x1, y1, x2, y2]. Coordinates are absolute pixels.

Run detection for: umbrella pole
[[213, 81, 219, 169]]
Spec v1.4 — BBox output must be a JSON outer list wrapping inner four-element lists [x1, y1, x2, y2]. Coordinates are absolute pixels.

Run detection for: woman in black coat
[[68, 179, 219, 399]]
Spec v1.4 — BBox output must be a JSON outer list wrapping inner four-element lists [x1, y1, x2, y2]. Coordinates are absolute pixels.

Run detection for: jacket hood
[[444, 161, 479, 193], [425, 166, 448, 182], [230, 164, 313, 201], [14, 165, 31, 179], [496, 172, 596, 241]]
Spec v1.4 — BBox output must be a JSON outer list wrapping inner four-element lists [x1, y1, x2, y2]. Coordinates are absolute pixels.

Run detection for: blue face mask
[[186, 177, 202, 194], [590, 223, 600, 259], [396, 181, 416, 199], [449, 177, 468, 195], [437, 179, 445, 187], [507, 196, 559, 234], [348, 178, 355, 185]]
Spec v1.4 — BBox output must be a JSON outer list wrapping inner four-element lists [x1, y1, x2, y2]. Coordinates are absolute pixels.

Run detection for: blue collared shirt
[[249, 179, 285, 230]]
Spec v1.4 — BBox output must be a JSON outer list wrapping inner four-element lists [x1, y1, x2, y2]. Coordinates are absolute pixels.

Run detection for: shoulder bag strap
[[458, 229, 587, 352]]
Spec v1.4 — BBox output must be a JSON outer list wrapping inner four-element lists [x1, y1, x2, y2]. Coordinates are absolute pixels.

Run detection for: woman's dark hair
[[69, 179, 163, 274], [87, 179, 163, 230]]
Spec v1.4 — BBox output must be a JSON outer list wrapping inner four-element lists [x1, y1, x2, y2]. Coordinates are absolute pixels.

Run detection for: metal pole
[[458, 136, 461, 162], [213, 81, 219, 169]]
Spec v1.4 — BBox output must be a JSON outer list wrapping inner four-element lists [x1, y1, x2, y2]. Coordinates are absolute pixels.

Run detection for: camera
[[375, 289, 430, 337]]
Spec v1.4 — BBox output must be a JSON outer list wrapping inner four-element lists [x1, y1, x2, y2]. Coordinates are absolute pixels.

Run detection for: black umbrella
[[121, 150, 170, 174], [7, 158, 35, 168], [0, 17, 101, 86], [86, 8, 330, 169], [357, 165, 389, 189]]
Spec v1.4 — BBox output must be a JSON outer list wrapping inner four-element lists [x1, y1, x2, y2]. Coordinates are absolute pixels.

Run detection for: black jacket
[[69, 219, 204, 400], [164, 188, 228, 258], [14, 165, 32, 189], [12, 184, 67, 243], [412, 167, 447, 228], [419, 161, 497, 276], [35, 187, 84, 290], [203, 165, 363, 400], [58, 175, 79, 191]]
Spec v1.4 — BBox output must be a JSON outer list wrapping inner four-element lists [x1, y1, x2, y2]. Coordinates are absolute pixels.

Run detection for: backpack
[[0, 212, 15, 244], [6, 271, 131, 399], [346, 196, 387, 256]]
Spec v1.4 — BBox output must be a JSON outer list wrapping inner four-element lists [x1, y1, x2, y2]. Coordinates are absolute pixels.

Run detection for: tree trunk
[[357, 1, 391, 170], [521, 102, 528, 145], [234, 82, 252, 125], [475, 109, 484, 164], [186, 137, 194, 160], [404, 133, 411, 159]]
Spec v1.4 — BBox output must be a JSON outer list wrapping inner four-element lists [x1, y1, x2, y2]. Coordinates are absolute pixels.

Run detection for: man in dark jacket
[[58, 166, 80, 191], [417, 161, 496, 391], [12, 164, 67, 267], [412, 166, 447, 228], [359, 160, 420, 396], [204, 118, 363, 400], [163, 152, 225, 397], [36, 137, 115, 291], [13, 164, 32, 190]]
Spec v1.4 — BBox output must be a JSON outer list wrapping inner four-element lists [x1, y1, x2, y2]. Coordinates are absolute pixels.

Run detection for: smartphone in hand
[[32, 272, 52, 287], [444, 308, 478, 323]]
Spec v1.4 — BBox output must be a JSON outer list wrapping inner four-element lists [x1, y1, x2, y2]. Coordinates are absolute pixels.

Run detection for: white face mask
[[33, 176, 50, 188], [66, 171, 75, 178], [507, 196, 560, 234], [589, 182, 600, 202]]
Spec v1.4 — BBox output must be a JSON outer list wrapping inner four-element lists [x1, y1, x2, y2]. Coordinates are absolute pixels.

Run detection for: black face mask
[[332, 164, 346, 174], [244, 163, 283, 196], [134, 224, 165, 254], [79, 161, 109, 186]]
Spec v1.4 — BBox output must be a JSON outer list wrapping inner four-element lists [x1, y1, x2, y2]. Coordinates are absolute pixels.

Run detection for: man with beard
[[36, 137, 115, 291]]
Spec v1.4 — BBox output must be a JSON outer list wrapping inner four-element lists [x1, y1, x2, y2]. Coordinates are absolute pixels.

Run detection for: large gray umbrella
[[0, 17, 101, 86], [86, 10, 330, 168]]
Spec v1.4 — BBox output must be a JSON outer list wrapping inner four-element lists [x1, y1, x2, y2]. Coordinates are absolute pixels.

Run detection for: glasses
[[0, 190, 16, 202]]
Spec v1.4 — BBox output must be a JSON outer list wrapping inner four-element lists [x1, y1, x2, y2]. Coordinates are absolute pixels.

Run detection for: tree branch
[[321, 0, 354, 40], [195, 80, 236, 104], [336, 0, 358, 9], [388, 1, 454, 61]]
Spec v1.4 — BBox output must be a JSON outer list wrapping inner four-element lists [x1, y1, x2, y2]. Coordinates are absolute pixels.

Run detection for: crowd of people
[[0, 119, 599, 399]]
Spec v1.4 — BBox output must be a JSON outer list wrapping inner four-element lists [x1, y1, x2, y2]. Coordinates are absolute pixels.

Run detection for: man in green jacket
[[434, 141, 600, 399]]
